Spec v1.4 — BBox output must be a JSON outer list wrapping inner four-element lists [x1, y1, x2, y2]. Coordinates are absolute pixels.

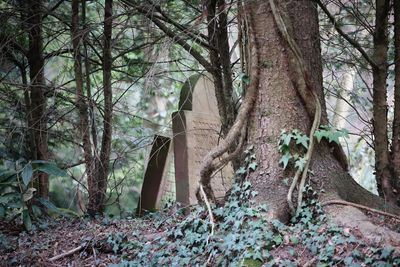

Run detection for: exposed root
[[269, 0, 322, 215], [199, 184, 215, 244], [322, 199, 400, 221], [327, 205, 400, 249], [198, 5, 260, 201]]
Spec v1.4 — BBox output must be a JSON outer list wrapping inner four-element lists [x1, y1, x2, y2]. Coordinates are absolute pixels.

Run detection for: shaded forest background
[[0, 0, 390, 217], [2, 0, 400, 265]]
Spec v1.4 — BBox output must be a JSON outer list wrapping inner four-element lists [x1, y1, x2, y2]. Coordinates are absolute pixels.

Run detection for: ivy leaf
[[282, 133, 293, 146], [236, 167, 246, 175], [279, 153, 292, 169], [239, 73, 250, 85], [314, 130, 325, 143], [295, 157, 307, 171], [278, 144, 290, 154], [339, 128, 350, 138], [295, 135, 309, 149], [327, 131, 341, 144], [381, 248, 394, 259], [248, 162, 258, 171]]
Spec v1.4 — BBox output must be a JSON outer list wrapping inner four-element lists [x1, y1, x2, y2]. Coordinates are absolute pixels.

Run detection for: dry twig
[[48, 242, 87, 262]]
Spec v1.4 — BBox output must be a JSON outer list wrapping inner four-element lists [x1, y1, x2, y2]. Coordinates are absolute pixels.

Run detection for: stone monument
[[172, 74, 233, 206], [137, 135, 174, 213]]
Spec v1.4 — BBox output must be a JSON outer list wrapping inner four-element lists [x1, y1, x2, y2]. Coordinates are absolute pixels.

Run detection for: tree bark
[[27, 0, 49, 199], [71, 0, 94, 210], [391, 0, 400, 204], [243, 0, 399, 222], [205, 0, 235, 136], [88, 0, 113, 215], [372, 0, 395, 204]]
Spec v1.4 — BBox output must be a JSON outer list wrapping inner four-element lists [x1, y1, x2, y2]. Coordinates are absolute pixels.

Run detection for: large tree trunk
[[27, 0, 49, 199], [88, 0, 113, 215], [243, 0, 399, 222]]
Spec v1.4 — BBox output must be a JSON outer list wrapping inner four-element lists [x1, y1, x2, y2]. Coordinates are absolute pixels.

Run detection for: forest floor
[[0, 215, 156, 266], [1, 205, 400, 266]]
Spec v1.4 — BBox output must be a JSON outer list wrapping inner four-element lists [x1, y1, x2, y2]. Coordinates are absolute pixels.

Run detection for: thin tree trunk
[[216, 0, 235, 131], [391, 0, 400, 204], [88, 0, 113, 215], [71, 0, 94, 208], [205, 0, 229, 134], [27, 0, 49, 198], [372, 0, 395, 203], [20, 65, 36, 160], [332, 69, 355, 130], [82, 0, 98, 152]]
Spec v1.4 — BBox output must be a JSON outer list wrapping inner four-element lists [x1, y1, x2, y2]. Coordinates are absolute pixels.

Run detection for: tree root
[[269, 0, 322, 216], [322, 199, 400, 221], [197, 5, 260, 202], [199, 184, 215, 244], [327, 205, 400, 249]]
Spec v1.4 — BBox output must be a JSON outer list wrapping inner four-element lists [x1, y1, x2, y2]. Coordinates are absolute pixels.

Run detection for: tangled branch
[[197, 4, 260, 201]]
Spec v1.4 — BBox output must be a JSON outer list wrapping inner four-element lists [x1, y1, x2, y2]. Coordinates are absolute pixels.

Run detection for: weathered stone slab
[[137, 135, 173, 213], [172, 110, 233, 206], [178, 74, 219, 117], [173, 74, 234, 206]]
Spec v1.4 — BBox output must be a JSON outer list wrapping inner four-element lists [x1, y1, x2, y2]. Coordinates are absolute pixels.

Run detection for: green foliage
[[238, 72, 251, 85], [111, 182, 276, 267], [106, 232, 141, 255], [108, 182, 399, 266], [0, 159, 67, 230], [279, 127, 348, 172], [279, 129, 309, 170], [314, 125, 349, 144]]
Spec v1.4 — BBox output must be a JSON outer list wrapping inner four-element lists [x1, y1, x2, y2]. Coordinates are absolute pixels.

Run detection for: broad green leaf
[[37, 197, 59, 213], [279, 153, 292, 169], [30, 160, 48, 164], [0, 192, 21, 205], [0, 170, 17, 183], [32, 162, 67, 177], [21, 163, 33, 185], [22, 208, 32, 231], [32, 205, 42, 217]]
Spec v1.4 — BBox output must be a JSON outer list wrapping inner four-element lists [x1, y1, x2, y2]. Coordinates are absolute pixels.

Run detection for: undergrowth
[[109, 147, 400, 266]]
